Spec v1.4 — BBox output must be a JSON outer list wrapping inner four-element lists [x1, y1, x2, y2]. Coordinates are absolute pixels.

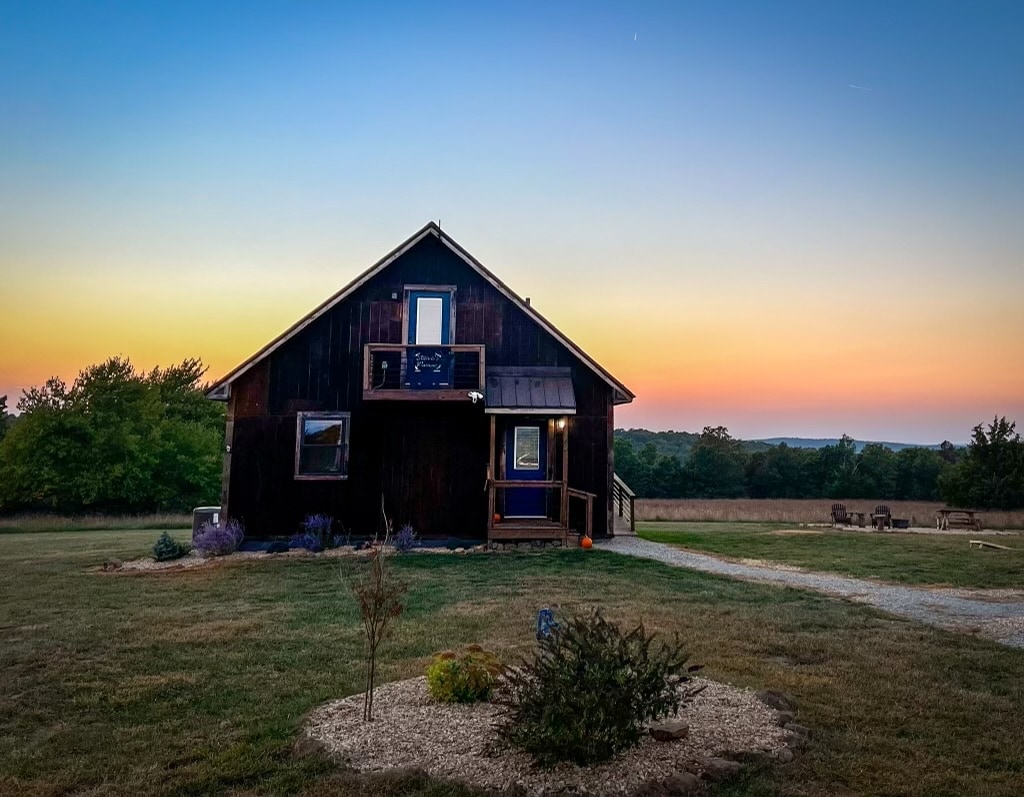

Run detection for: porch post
[[561, 416, 569, 528], [488, 415, 496, 534]]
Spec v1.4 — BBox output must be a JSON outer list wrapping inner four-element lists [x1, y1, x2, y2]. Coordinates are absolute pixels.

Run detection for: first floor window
[[295, 412, 350, 479]]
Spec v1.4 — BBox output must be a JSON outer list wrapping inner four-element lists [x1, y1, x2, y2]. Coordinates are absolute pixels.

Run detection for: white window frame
[[513, 426, 541, 471]]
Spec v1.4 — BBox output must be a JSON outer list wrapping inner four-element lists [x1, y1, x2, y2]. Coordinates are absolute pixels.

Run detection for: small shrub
[[292, 514, 342, 551], [495, 610, 699, 767], [152, 531, 191, 561], [426, 645, 504, 703], [193, 519, 244, 557], [302, 513, 333, 538], [394, 523, 417, 553], [289, 531, 324, 552]]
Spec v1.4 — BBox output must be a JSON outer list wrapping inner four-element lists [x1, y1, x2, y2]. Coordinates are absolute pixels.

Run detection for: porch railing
[[363, 344, 485, 400], [612, 473, 635, 533], [487, 479, 594, 540]]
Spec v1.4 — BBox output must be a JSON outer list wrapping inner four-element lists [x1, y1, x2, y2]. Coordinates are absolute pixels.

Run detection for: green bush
[[425, 645, 504, 703], [152, 531, 191, 562], [495, 610, 698, 766]]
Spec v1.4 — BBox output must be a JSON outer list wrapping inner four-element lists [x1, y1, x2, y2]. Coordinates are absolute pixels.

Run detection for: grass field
[[636, 499, 1024, 529], [637, 522, 1024, 589], [0, 512, 191, 533], [2, 530, 1024, 796]]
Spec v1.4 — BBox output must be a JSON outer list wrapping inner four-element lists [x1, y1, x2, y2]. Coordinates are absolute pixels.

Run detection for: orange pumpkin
[[580, 535, 593, 549], [493, 513, 501, 523]]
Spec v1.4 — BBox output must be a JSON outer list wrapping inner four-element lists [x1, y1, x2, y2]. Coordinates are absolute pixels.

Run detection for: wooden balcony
[[363, 344, 485, 401]]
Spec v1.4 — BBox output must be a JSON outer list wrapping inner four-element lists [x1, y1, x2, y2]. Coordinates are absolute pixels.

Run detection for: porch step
[[488, 520, 576, 542]]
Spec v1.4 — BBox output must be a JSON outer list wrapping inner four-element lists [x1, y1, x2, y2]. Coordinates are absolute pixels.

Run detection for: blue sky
[[2, 1, 1022, 442]]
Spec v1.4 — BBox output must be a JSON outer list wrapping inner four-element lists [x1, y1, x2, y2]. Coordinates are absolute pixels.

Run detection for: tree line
[[0, 358, 224, 514], [615, 420, 1024, 509]]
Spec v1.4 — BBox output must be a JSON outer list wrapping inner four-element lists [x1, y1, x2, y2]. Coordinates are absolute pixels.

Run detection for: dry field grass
[[636, 499, 1024, 529], [0, 512, 191, 533]]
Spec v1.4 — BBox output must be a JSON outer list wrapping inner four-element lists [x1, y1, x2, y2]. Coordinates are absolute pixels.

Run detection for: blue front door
[[505, 423, 547, 517], [407, 290, 453, 388]]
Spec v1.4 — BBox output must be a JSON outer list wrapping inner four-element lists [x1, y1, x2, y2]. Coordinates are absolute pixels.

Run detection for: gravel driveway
[[599, 536, 1024, 649]]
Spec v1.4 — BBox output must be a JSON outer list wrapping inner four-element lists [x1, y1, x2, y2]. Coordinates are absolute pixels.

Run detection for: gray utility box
[[192, 506, 222, 538]]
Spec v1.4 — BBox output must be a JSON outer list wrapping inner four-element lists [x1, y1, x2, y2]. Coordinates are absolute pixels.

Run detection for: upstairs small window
[[295, 412, 350, 479]]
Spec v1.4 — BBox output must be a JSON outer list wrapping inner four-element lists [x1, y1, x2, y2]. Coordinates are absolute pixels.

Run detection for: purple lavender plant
[[394, 523, 417, 553], [193, 519, 245, 557], [289, 531, 324, 553], [302, 514, 334, 540]]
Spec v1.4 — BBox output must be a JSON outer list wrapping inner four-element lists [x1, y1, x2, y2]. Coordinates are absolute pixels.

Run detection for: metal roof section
[[484, 367, 576, 414]]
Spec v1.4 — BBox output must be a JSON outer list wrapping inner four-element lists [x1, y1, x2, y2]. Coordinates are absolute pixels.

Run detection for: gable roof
[[205, 222, 634, 404]]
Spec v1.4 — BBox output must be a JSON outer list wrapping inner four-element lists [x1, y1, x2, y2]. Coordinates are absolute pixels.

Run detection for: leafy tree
[[938, 440, 960, 464], [0, 395, 10, 444], [817, 434, 859, 497], [939, 417, 1024, 509], [0, 357, 224, 514], [894, 447, 947, 500], [746, 442, 817, 498], [686, 426, 746, 498]]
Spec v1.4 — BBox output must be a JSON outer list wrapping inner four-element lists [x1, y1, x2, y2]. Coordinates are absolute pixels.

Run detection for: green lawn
[[638, 522, 1024, 589], [1, 530, 1023, 797]]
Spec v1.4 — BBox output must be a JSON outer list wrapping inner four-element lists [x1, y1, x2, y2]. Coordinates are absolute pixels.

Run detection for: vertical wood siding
[[226, 234, 614, 537]]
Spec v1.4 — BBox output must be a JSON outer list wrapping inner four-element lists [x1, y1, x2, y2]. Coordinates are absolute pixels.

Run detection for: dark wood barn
[[206, 223, 635, 543]]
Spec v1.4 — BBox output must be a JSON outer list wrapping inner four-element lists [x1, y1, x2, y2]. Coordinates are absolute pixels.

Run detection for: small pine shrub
[[394, 523, 417, 553], [193, 519, 244, 557], [426, 645, 504, 703], [152, 531, 191, 561], [495, 610, 699, 766]]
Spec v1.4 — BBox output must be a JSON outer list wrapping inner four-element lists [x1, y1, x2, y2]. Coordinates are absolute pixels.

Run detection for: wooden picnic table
[[936, 509, 982, 531]]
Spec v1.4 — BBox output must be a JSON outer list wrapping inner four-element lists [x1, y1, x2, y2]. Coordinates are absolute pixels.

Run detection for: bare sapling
[[349, 524, 406, 721]]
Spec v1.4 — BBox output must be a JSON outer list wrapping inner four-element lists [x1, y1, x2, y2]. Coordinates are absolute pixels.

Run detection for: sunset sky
[[2, 1, 1022, 443]]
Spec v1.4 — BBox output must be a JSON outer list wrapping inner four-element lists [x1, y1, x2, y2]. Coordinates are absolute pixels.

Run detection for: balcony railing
[[363, 344, 485, 400]]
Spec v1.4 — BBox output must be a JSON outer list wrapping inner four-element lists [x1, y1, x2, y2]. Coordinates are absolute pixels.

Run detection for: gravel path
[[600, 537, 1024, 649]]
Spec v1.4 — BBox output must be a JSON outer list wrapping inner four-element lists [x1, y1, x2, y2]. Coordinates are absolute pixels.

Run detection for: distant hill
[[754, 437, 943, 452], [615, 428, 944, 462], [615, 428, 772, 463]]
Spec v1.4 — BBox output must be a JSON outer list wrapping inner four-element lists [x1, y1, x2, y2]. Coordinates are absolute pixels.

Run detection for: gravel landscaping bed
[[304, 676, 789, 795]]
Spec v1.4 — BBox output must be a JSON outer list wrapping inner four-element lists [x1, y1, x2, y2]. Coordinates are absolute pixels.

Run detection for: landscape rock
[[755, 689, 795, 712], [783, 722, 811, 738], [701, 757, 741, 782], [102, 559, 123, 572], [649, 720, 690, 741], [454, 547, 466, 553], [776, 747, 794, 763], [628, 780, 669, 797], [292, 735, 326, 759], [786, 731, 810, 751], [662, 771, 703, 795], [775, 710, 795, 726]]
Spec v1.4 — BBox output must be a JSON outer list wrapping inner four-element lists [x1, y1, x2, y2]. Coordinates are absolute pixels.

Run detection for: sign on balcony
[[408, 347, 453, 389]]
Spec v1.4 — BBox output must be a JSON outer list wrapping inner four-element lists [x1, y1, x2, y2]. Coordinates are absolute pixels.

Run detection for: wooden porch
[[485, 414, 595, 544]]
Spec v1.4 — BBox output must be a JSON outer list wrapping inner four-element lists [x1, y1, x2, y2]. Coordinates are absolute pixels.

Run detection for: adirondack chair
[[871, 504, 892, 530], [830, 503, 850, 527]]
